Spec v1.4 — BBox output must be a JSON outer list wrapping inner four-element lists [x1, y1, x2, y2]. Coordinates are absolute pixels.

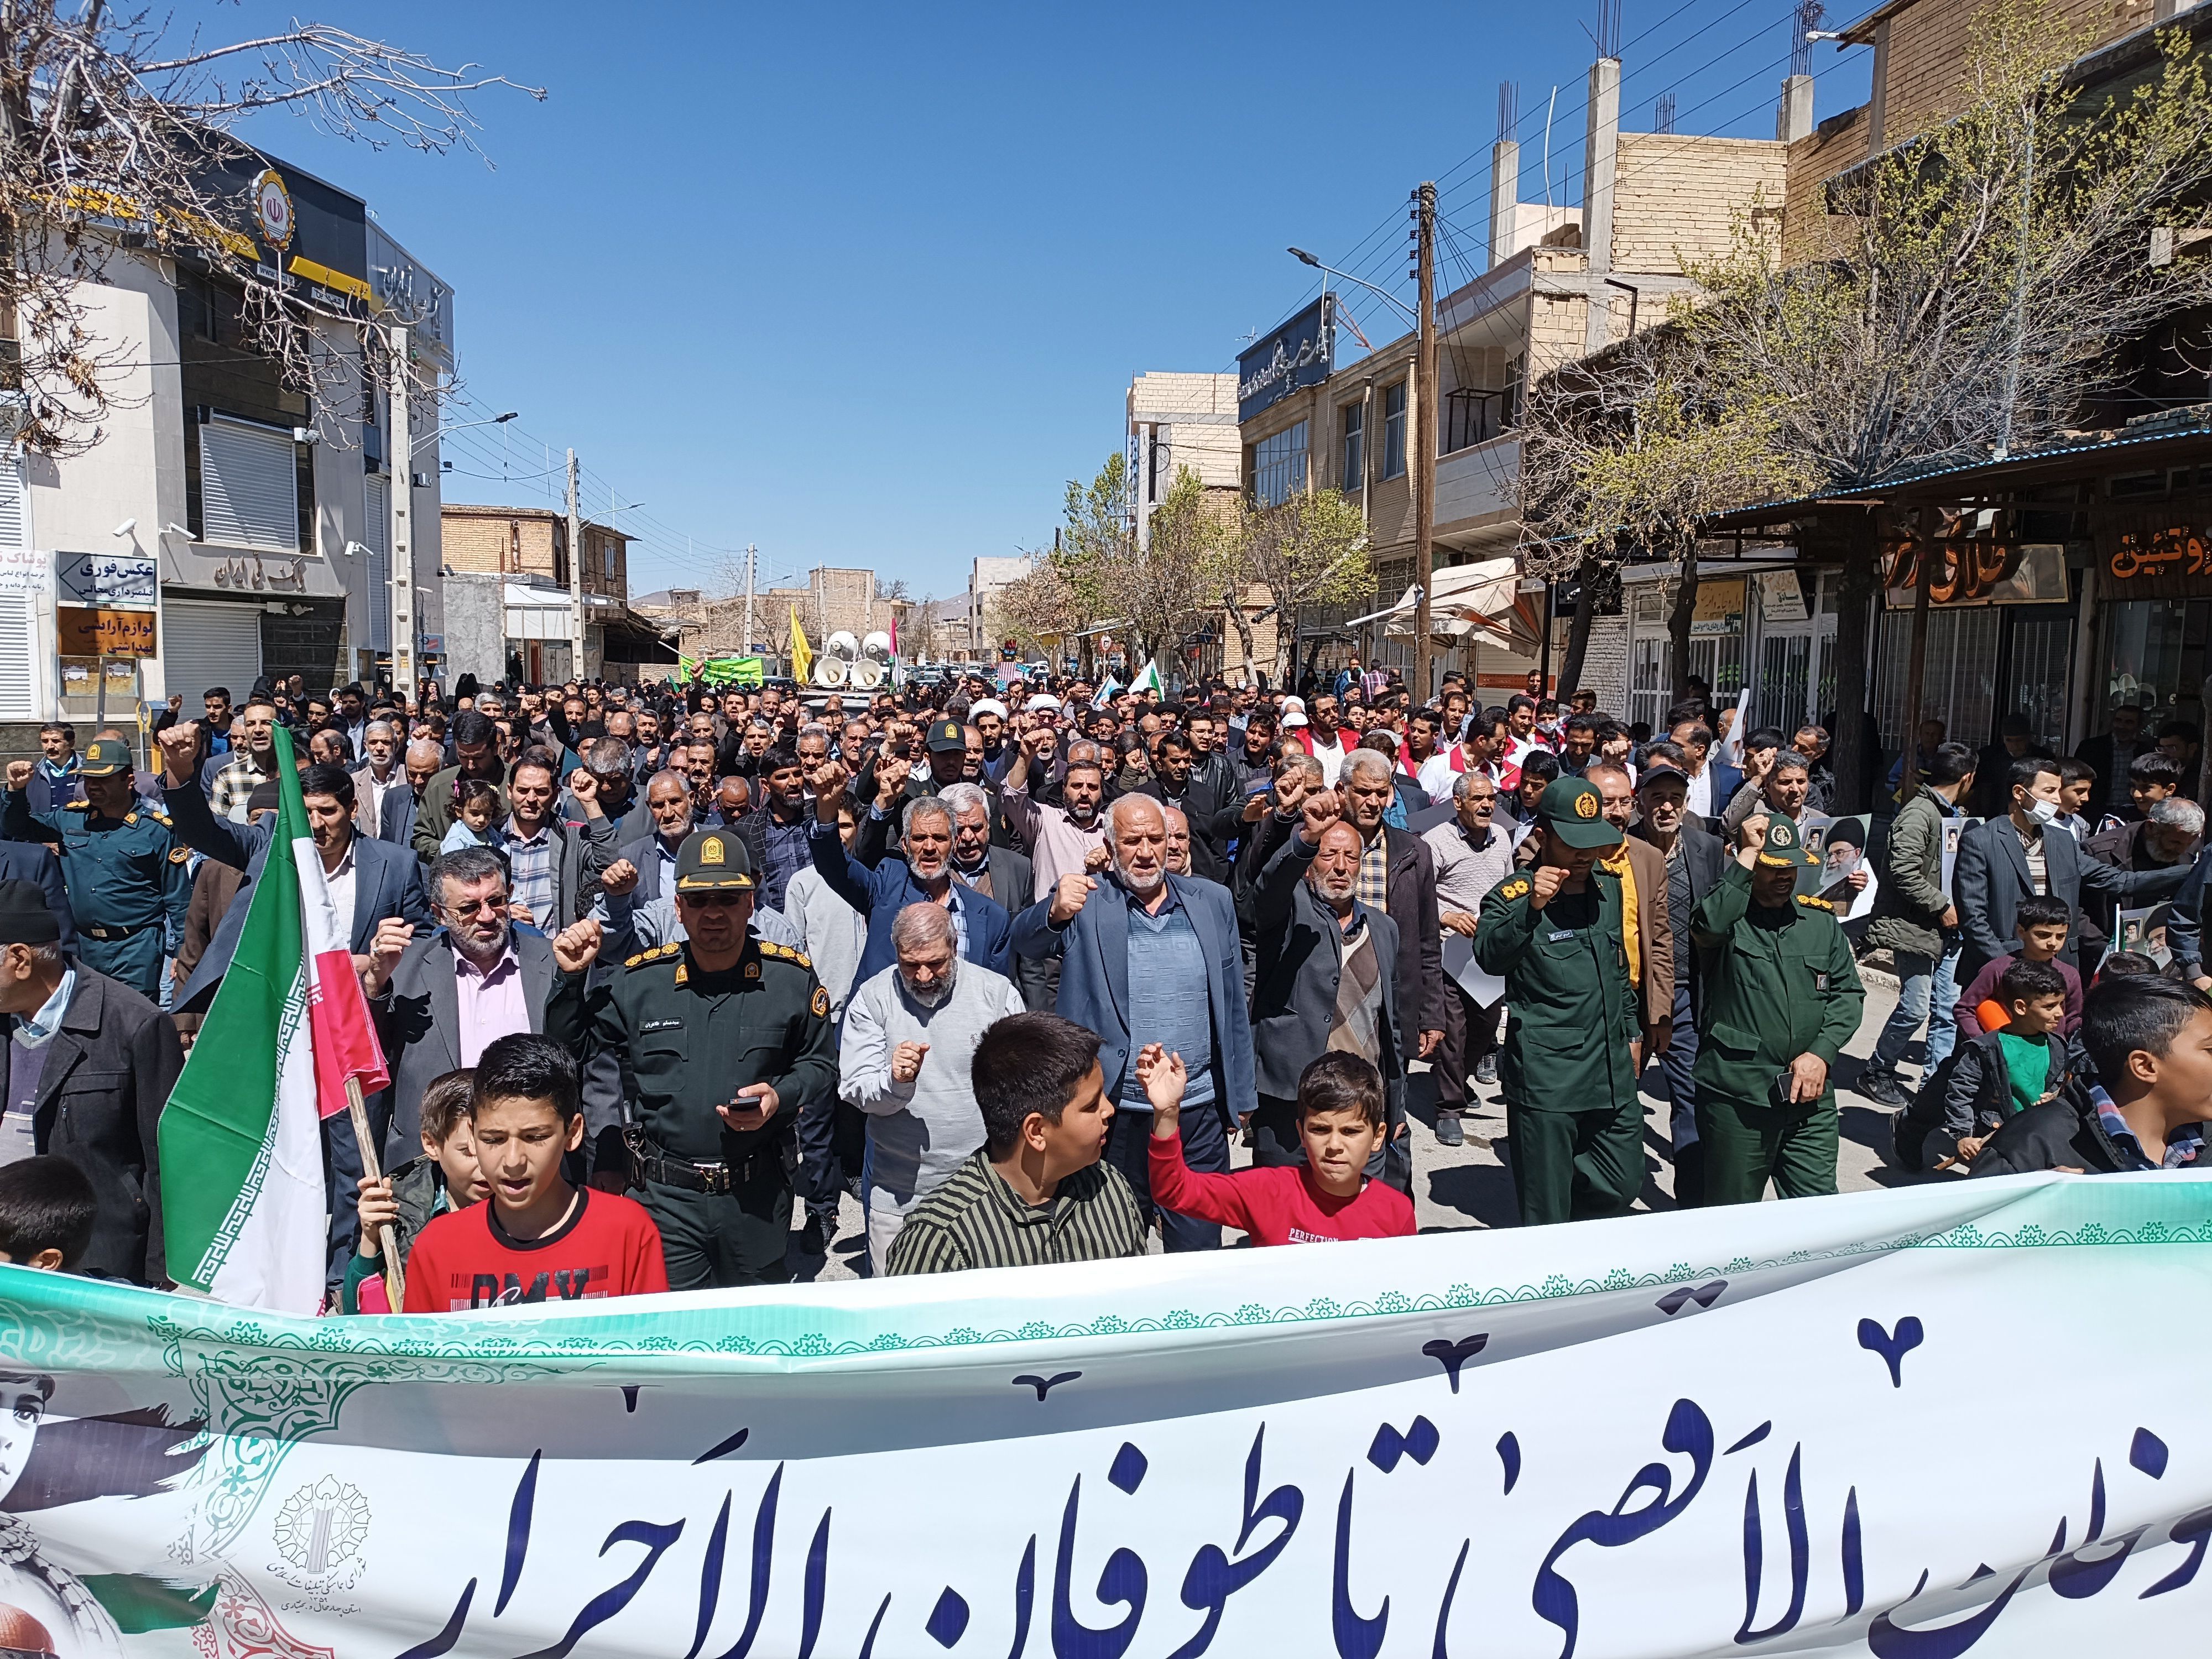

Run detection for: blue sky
[[220, 1, 1871, 601]]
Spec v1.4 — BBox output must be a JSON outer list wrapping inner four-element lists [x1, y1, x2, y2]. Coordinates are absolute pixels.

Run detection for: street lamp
[[411, 410, 517, 456], [1287, 248, 1418, 326]]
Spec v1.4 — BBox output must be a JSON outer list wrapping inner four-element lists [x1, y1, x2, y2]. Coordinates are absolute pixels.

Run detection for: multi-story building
[[1239, 47, 1796, 701], [648, 566, 911, 676], [3, 146, 454, 733], [437, 503, 640, 684]]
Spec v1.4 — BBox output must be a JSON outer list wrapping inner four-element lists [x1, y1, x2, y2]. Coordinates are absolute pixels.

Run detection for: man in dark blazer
[[0, 881, 181, 1283], [1631, 762, 1729, 1207], [152, 734, 432, 1014], [1134, 731, 1238, 884], [1953, 754, 2188, 983], [0, 841, 75, 952], [2073, 702, 2151, 826], [807, 766, 1012, 985], [932, 782, 1046, 1008], [1335, 749, 1448, 1071], [378, 739, 444, 846], [1009, 792, 1256, 1250], [1248, 799, 1408, 1188]]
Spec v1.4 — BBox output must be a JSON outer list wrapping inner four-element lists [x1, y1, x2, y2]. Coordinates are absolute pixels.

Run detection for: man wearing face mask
[[1953, 757, 2188, 984], [837, 902, 1027, 1275]]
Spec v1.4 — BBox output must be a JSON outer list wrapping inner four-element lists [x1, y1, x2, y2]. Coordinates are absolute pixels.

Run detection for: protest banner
[[1, 1172, 2208, 1657]]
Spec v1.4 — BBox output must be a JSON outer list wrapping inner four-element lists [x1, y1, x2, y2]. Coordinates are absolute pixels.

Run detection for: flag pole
[[348, 1075, 405, 1312]]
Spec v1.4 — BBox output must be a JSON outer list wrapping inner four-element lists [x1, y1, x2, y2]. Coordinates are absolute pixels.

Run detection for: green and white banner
[[2, 1173, 2209, 1657]]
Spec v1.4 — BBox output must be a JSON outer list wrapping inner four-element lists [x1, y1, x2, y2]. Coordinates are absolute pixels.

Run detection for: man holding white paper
[[1422, 772, 1516, 1146]]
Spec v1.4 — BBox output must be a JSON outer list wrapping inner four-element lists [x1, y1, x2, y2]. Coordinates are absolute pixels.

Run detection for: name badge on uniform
[[1548, 929, 1575, 942], [641, 1019, 683, 1032], [1813, 971, 1830, 992]]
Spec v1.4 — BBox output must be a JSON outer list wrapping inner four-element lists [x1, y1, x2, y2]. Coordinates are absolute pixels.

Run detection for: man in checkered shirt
[[206, 696, 278, 823]]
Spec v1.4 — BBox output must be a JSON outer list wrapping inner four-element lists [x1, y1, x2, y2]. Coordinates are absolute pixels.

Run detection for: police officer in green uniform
[[1475, 775, 1643, 1227], [2, 737, 188, 1000], [556, 825, 837, 1288], [1689, 812, 1865, 1205]]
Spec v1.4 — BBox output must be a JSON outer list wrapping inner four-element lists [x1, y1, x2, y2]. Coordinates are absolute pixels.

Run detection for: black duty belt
[[623, 1129, 781, 1195], [84, 922, 156, 941]]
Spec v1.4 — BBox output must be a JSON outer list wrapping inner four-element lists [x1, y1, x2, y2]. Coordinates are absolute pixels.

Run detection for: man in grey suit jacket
[[1009, 793, 1255, 1250], [1953, 754, 2188, 981], [1249, 795, 1409, 1191], [152, 734, 432, 1014], [377, 740, 444, 846]]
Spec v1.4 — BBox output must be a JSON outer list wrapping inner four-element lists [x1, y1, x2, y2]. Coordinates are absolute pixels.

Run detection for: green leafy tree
[[1225, 489, 1373, 684]]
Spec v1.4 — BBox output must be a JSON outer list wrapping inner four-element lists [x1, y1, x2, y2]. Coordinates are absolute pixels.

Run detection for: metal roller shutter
[[162, 598, 263, 708], [0, 593, 34, 718], [0, 454, 23, 550], [200, 418, 299, 551]]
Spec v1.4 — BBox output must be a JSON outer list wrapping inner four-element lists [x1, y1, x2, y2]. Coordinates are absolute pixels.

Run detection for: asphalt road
[[791, 971, 1928, 1280]]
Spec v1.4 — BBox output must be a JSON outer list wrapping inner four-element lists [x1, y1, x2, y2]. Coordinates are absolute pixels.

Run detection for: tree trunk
[[1557, 553, 1601, 700], [1666, 546, 1701, 706], [1829, 513, 1881, 814], [1272, 600, 1297, 687]]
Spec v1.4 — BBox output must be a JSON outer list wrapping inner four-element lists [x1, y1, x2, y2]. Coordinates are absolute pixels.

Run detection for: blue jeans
[[1870, 945, 1960, 1074]]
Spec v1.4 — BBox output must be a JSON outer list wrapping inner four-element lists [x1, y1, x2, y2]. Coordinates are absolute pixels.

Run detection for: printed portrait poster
[[2114, 902, 2176, 970], [1940, 816, 1980, 899], [1815, 814, 1878, 919]]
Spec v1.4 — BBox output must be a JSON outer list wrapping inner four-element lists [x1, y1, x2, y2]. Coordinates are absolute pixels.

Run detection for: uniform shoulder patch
[[1497, 876, 1531, 901], [149, 810, 173, 827], [62, 801, 89, 811], [168, 846, 191, 864], [1796, 893, 1833, 911], [811, 985, 830, 1018], [757, 940, 814, 970], [123, 812, 138, 826]]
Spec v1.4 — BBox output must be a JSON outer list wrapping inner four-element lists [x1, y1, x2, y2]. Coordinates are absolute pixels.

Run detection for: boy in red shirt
[[1140, 1044, 1415, 1245], [401, 1034, 668, 1312]]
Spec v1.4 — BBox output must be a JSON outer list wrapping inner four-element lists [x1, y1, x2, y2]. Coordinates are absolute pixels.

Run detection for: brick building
[[439, 504, 630, 604]]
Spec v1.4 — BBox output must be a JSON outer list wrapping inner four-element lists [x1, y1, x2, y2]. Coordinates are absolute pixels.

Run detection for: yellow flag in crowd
[[789, 604, 814, 684]]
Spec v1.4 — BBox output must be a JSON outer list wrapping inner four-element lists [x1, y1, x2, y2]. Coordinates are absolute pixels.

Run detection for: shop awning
[[1343, 557, 1542, 652]]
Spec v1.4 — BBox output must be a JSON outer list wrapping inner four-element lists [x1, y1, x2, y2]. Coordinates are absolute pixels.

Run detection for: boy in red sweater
[[401, 1034, 669, 1312], [1139, 1044, 1415, 1245]]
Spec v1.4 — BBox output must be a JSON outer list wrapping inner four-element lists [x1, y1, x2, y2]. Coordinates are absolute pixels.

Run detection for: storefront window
[[2103, 597, 2210, 727]]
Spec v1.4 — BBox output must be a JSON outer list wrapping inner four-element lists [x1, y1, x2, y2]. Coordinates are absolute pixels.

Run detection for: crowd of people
[[0, 659, 2205, 1313]]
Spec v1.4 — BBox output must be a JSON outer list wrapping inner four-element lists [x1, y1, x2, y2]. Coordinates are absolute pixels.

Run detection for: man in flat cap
[[1689, 812, 1865, 1205], [3, 740, 187, 1000], [1475, 775, 1642, 1228], [0, 879, 181, 1282], [551, 828, 836, 1287]]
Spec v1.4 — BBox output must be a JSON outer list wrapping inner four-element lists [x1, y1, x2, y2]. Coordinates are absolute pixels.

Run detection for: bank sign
[[1238, 295, 1334, 422]]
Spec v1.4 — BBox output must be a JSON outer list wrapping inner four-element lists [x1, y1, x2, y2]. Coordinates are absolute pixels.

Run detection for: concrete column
[[1489, 138, 1520, 269], [1582, 56, 1620, 353], [1866, 20, 1891, 149], [1776, 73, 1814, 142]]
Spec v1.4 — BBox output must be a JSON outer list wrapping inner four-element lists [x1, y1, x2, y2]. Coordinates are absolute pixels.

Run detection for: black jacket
[[1971, 1082, 2141, 1177], [1134, 772, 1239, 884], [10, 967, 184, 1283], [1897, 1026, 2083, 1170], [1631, 822, 1728, 1015], [1249, 832, 1405, 1108]]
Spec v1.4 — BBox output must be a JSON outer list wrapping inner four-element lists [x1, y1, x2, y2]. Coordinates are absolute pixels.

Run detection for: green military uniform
[[1689, 816, 1866, 1204], [562, 827, 837, 1288], [2, 739, 189, 1000], [1474, 777, 1644, 1227]]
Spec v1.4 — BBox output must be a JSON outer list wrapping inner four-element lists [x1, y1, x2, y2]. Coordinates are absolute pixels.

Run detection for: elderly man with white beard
[[838, 903, 1027, 1274], [1011, 793, 1255, 1250]]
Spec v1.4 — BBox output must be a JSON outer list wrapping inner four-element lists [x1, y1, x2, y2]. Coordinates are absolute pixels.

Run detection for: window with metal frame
[[1252, 421, 1309, 509], [200, 418, 299, 551], [1340, 402, 1364, 492], [362, 474, 392, 651], [1382, 383, 1407, 479]]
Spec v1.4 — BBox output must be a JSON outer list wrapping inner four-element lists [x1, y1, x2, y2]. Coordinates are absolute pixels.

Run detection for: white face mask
[[2023, 796, 2059, 827]]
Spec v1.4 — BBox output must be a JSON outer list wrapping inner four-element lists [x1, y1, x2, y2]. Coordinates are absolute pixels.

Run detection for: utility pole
[[388, 324, 416, 700], [565, 448, 583, 683], [1412, 180, 1437, 702], [743, 542, 758, 655]]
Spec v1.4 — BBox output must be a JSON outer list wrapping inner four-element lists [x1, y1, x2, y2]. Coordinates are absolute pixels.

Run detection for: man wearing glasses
[[352, 846, 609, 1284]]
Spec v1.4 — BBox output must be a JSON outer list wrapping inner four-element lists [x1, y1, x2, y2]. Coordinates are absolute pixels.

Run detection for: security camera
[[292, 427, 320, 445], [111, 518, 136, 539], [162, 522, 194, 540], [342, 541, 370, 559]]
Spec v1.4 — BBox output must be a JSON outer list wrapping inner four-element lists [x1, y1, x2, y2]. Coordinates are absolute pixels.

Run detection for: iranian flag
[[159, 725, 390, 1311]]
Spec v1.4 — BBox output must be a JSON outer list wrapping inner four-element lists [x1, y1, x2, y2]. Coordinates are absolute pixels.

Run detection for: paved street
[[794, 968, 1932, 1279]]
